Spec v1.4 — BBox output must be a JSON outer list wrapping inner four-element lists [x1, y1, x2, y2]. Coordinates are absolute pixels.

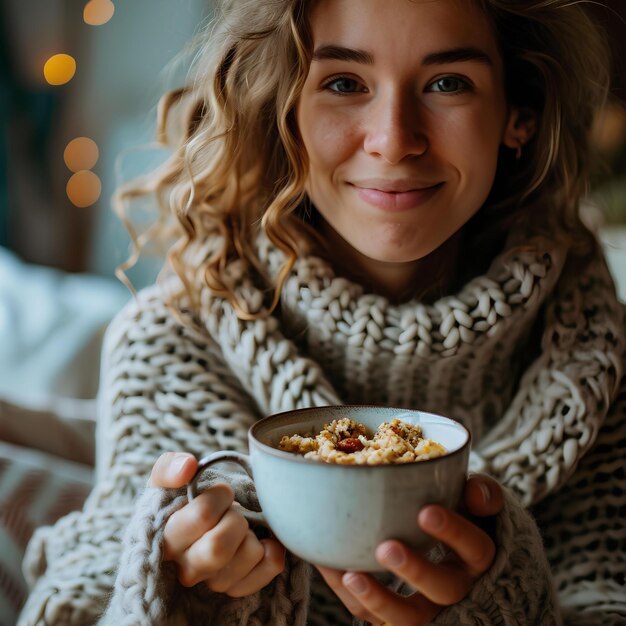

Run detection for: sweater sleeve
[[531, 374, 626, 624], [433, 257, 625, 625], [17, 288, 269, 625], [474, 248, 624, 508], [94, 471, 311, 626], [431, 383, 626, 626], [431, 488, 561, 626]]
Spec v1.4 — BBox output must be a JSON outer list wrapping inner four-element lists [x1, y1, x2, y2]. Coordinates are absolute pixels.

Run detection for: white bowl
[[190, 405, 471, 572]]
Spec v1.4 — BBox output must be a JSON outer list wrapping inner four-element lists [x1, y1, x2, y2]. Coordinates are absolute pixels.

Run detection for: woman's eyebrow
[[421, 47, 493, 66], [311, 45, 374, 65], [311, 45, 493, 67]]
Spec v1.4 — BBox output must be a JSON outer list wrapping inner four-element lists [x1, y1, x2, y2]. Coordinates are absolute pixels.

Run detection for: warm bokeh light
[[83, 0, 116, 26], [67, 170, 102, 208], [592, 100, 626, 157], [64, 137, 99, 172], [43, 54, 76, 86]]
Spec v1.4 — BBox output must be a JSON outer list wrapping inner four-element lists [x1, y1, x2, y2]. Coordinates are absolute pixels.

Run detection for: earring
[[516, 143, 523, 160]]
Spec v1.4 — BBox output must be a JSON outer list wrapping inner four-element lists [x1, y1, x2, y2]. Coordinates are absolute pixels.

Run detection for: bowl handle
[[186, 451, 268, 528]]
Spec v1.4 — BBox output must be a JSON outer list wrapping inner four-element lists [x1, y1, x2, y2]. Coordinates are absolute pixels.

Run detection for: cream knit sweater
[[18, 231, 626, 625]]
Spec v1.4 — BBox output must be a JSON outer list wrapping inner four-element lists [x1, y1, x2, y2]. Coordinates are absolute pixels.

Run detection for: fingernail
[[478, 481, 491, 505], [380, 543, 405, 568], [420, 506, 445, 531], [171, 453, 191, 477], [344, 573, 368, 595]]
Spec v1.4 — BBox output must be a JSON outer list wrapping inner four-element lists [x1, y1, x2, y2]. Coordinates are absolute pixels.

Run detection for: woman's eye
[[427, 77, 470, 94], [323, 77, 365, 94]]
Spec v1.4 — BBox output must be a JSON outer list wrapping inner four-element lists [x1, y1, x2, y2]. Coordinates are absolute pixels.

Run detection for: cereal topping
[[278, 417, 446, 465]]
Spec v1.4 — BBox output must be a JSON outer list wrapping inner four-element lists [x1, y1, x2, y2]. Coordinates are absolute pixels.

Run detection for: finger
[[315, 566, 379, 624], [163, 483, 235, 559], [464, 475, 504, 517], [206, 530, 265, 593], [149, 452, 198, 488], [341, 571, 438, 626], [418, 505, 496, 577], [376, 539, 473, 605], [225, 538, 286, 598], [177, 508, 249, 586]]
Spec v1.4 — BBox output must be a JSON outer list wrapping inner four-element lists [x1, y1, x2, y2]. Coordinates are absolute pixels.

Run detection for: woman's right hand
[[149, 452, 286, 597]]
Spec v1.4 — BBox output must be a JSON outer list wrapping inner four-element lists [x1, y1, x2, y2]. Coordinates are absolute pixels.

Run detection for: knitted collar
[[196, 232, 622, 506], [259, 232, 566, 431]]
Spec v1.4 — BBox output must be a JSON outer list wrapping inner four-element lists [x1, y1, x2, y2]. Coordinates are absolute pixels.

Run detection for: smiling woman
[[17, 1, 626, 626], [296, 0, 523, 298]]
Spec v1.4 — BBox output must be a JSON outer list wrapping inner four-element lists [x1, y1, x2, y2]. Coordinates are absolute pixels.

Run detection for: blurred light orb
[[83, 0, 115, 26], [43, 54, 76, 85], [67, 170, 102, 208], [64, 137, 99, 172]]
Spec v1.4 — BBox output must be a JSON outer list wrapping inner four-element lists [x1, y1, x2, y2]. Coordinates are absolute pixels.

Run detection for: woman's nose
[[363, 91, 428, 164]]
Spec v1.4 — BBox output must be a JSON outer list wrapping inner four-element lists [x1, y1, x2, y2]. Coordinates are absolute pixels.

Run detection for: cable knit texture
[[18, 231, 626, 625]]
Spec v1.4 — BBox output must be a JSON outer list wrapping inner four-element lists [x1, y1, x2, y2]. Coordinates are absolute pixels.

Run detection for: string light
[[60, 3, 114, 211], [67, 170, 102, 208], [64, 137, 99, 172], [43, 54, 76, 85], [83, 0, 115, 26]]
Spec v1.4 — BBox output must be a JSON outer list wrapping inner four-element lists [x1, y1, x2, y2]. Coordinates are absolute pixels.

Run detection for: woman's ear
[[503, 107, 538, 153]]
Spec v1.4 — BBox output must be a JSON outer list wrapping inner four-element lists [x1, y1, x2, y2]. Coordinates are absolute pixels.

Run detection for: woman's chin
[[351, 242, 443, 266]]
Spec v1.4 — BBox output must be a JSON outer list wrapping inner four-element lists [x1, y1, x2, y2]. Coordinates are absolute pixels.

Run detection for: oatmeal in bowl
[[279, 417, 447, 465]]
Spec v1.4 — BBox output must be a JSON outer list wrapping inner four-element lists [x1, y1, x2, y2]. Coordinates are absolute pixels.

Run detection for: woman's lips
[[352, 182, 443, 212]]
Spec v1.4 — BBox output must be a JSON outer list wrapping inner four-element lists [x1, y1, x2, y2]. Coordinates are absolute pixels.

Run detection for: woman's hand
[[316, 475, 504, 626], [149, 452, 286, 597]]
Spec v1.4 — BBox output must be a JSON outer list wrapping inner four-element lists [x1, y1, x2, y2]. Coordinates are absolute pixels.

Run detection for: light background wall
[[5, 0, 209, 287]]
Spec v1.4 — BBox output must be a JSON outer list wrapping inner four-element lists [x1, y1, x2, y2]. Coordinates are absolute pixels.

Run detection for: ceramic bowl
[[190, 405, 471, 572]]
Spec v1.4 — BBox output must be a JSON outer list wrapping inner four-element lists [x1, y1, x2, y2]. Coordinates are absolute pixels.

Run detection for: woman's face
[[296, 0, 515, 270]]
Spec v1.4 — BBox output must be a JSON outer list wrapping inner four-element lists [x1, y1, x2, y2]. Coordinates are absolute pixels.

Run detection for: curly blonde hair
[[114, 0, 611, 318]]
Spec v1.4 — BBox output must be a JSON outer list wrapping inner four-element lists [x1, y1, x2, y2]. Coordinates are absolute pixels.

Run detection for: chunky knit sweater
[[18, 231, 626, 625]]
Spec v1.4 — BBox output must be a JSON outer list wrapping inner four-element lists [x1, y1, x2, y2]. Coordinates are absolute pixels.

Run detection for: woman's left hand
[[316, 475, 504, 626]]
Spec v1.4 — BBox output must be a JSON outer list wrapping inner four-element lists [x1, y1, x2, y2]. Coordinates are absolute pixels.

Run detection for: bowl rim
[[248, 405, 471, 468]]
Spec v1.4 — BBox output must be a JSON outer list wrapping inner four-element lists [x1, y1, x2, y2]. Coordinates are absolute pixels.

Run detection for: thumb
[[148, 452, 198, 488]]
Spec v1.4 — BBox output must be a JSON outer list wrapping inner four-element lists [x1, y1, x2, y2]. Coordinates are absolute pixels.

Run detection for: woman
[[19, 0, 625, 624]]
